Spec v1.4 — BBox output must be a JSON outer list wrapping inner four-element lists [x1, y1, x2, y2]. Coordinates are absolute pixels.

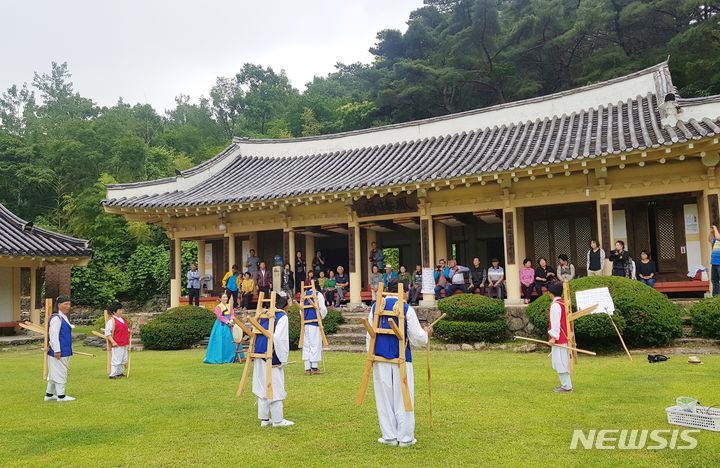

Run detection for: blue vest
[[303, 290, 319, 326], [47, 314, 73, 357], [254, 312, 286, 366], [372, 297, 411, 363]]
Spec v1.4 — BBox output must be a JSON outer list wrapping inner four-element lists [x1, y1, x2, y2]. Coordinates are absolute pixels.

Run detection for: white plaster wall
[[0, 267, 13, 322], [684, 204, 702, 273], [612, 210, 628, 248]]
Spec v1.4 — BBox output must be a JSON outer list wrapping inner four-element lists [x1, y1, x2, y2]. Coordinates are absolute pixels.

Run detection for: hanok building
[[104, 62, 720, 307], [0, 203, 92, 332]]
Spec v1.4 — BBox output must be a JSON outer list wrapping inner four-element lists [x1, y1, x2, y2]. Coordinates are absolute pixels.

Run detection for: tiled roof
[[105, 63, 720, 210], [0, 204, 93, 258]]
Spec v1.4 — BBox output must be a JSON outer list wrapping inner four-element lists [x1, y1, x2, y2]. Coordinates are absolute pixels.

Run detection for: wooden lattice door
[[652, 201, 687, 275]]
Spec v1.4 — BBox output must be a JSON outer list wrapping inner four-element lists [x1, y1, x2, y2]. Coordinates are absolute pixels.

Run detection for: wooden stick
[[74, 351, 96, 357], [18, 321, 44, 334], [91, 330, 105, 339], [232, 317, 252, 336], [103, 310, 111, 375], [356, 284, 384, 406], [43, 299, 51, 380], [513, 336, 597, 356], [429, 313, 447, 328], [127, 319, 137, 378], [608, 315, 633, 361]]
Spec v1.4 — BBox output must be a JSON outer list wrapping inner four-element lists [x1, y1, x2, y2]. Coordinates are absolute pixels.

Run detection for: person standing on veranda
[[295, 251, 307, 294], [708, 225, 720, 296], [609, 240, 633, 278], [586, 240, 605, 276], [45, 295, 76, 402], [281, 263, 294, 304], [187, 262, 201, 306], [255, 261, 273, 297], [246, 249, 260, 275], [368, 279, 432, 447], [222, 264, 240, 309], [104, 302, 130, 379]]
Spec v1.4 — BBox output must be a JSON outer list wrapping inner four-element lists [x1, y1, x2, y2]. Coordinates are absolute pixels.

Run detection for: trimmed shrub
[[526, 276, 681, 348], [437, 294, 505, 322], [287, 305, 344, 350], [140, 306, 215, 350], [690, 297, 720, 339], [434, 320, 507, 343], [435, 294, 507, 343]]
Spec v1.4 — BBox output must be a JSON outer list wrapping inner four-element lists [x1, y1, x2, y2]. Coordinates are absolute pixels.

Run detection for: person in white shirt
[[444, 259, 469, 295], [367, 279, 433, 447], [547, 282, 572, 393], [104, 302, 130, 379], [45, 295, 76, 402], [253, 292, 293, 428]]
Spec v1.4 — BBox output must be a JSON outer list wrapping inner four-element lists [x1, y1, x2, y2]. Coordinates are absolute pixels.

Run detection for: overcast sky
[[2, 0, 423, 112]]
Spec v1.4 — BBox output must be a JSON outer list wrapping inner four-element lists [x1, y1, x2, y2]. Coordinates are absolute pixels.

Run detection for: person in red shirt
[[104, 302, 130, 379], [546, 282, 572, 393]]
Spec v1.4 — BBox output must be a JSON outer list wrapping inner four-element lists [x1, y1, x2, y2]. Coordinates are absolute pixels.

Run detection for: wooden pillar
[[700, 189, 719, 296], [12, 267, 21, 323], [305, 234, 314, 269], [420, 212, 436, 306], [503, 208, 524, 304], [197, 240, 206, 294], [596, 199, 614, 275], [434, 221, 448, 262], [286, 230, 296, 268], [349, 222, 362, 305], [226, 232, 236, 270], [29, 266, 39, 324], [170, 237, 182, 308]]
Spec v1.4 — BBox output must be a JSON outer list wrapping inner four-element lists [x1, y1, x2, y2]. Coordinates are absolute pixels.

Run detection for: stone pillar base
[[420, 293, 436, 307], [504, 298, 525, 306]]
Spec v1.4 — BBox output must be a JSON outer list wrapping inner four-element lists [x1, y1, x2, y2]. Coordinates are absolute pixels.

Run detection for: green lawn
[[1, 346, 717, 467]]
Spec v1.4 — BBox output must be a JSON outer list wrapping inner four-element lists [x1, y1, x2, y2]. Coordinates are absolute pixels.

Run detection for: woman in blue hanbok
[[204, 293, 240, 364]]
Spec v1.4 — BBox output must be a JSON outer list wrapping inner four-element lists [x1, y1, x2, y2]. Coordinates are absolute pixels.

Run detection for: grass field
[[1, 346, 717, 467]]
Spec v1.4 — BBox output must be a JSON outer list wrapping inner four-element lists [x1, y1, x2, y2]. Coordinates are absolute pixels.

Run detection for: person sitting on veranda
[[383, 264, 399, 288], [445, 259, 469, 296], [534, 257, 556, 296], [636, 250, 657, 288], [369, 265, 383, 301], [324, 270, 337, 306], [520, 258, 535, 304], [433, 259, 449, 299], [486, 258, 505, 299], [556, 254, 575, 282], [409, 264, 423, 306], [335, 266, 350, 307], [469, 257, 487, 295]]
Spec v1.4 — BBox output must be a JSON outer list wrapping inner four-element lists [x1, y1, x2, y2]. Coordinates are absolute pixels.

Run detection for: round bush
[[140, 306, 215, 350], [690, 296, 720, 339], [434, 320, 507, 343], [526, 276, 681, 348], [437, 294, 505, 322]]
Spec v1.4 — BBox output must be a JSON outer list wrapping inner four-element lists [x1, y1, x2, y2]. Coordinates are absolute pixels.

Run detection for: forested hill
[[1, 0, 718, 305]]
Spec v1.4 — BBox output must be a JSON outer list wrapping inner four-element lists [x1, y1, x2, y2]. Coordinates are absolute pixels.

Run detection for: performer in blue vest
[[302, 281, 327, 375], [368, 280, 432, 447], [45, 295, 76, 402], [252, 291, 293, 428]]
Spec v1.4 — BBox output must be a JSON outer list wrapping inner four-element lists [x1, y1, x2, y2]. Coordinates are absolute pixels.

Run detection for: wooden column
[[29, 266, 39, 324], [226, 232, 236, 270], [286, 229, 296, 268], [596, 200, 614, 275], [349, 222, 362, 305], [503, 208, 524, 304], [305, 234, 314, 269], [700, 190, 719, 296], [366, 229, 377, 282], [170, 236, 182, 308], [420, 213, 436, 306], [433, 221, 448, 262], [197, 240, 206, 294]]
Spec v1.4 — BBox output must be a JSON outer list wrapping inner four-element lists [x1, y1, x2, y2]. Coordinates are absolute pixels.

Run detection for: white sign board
[[575, 287, 615, 315], [421, 268, 436, 294]]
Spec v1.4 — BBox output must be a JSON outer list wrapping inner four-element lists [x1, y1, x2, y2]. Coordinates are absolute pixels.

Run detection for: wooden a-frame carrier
[[233, 291, 277, 398], [356, 282, 413, 411], [298, 283, 328, 349]]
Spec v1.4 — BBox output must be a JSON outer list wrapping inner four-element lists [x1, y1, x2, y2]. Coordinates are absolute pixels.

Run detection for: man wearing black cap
[[45, 295, 76, 402]]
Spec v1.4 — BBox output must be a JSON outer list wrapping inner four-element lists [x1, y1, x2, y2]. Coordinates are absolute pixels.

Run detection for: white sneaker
[[260, 420, 272, 427], [377, 438, 398, 447], [399, 439, 417, 447], [272, 419, 295, 428], [44, 395, 57, 401], [57, 396, 76, 402]]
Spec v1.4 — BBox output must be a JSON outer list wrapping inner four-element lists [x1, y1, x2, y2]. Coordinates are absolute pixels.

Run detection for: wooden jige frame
[[298, 283, 328, 349], [234, 291, 277, 398], [356, 282, 412, 412]]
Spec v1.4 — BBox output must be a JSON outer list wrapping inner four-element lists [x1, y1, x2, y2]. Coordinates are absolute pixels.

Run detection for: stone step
[[673, 337, 720, 347], [336, 323, 366, 333], [671, 299, 700, 310], [327, 333, 365, 344], [327, 344, 366, 352]]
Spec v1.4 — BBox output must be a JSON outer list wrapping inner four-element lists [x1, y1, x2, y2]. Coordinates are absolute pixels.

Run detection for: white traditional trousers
[[46, 356, 70, 396], [551, 346, 572, 389], [111, 346, 129, 376], [373, 361, 416, 444], [253, 359, 287, 422], [302, 325, 323, 368]]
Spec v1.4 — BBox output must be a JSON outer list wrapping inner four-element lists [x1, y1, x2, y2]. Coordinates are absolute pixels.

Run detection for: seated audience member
[[445, 259, 469, 296], [636, 250, 657, 288], [469, 257, 487, 295], [409, 264, 423, 305], [335, 266, 349, 307], [369, 265, 383, 301], [383, 264, 399, 287], [534, 257, 556, 296], [556, 254, 576, 282], [486, 258, 505, 299], [398, 265, 412, 291], [324, 270, 337, 306], [434, 259, 449, 299], [520, 258, 535, 304]]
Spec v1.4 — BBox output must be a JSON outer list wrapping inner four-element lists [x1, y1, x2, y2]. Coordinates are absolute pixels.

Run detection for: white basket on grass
[[666, 405, 720, 431]]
